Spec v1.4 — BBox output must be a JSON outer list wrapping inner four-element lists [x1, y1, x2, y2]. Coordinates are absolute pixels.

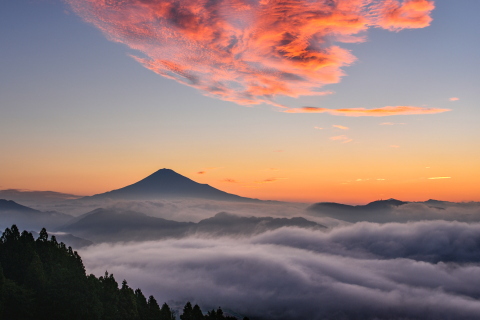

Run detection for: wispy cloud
[[376, 0, 435, 31], [255, 177, 287, 184], [332, 125, 349, 130], [66, 0, 435, 107], [222, 178, 238, 183], [197, 167, 223, 175], [428, 177, 451, 180], [285, 106, 450, 116], [330, 135, 349, 141], [450, 97, 460, 101], [314, 127, 324, 130], [330, 135, 353, 143]]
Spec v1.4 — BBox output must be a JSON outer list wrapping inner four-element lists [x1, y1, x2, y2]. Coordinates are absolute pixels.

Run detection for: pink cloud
[[449, 97, 459, 101], [376, 0, 435, 31], [333, 125, 349, 130], [285, 106, 449, 117], [66, 0, 435, 107]]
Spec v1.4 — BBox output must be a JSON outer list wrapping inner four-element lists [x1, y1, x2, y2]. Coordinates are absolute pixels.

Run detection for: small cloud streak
[[222, 178, 238, 183], [66, 0, 435, 107], [255, 177, 287, 184], [314, 126, 324, 130], [286, 106, 449, 116], [330, 135, 353, 143], [333, 125, 349, 130], [197, 167, 223, 175], [380, 122, 395, 125], [330, 135, 349, 141], [428, 177, 451, 180], [450, 97, 459, 101]]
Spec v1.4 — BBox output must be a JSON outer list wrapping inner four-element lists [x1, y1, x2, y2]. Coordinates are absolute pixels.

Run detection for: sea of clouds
[[79, 220, 480, 319]]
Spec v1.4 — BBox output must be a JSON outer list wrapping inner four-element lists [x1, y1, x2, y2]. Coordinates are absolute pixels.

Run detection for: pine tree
[[147, 295, 161, 320], [160, 302, 176, 320]]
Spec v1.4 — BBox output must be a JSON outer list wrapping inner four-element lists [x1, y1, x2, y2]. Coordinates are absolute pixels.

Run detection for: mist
[[79, 221, 480, 319], [4, 187, 480, 318]]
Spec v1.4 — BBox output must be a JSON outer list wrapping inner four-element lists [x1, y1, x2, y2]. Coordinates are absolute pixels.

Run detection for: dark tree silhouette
[[160, 302, 176, 320], [0, 225, 249, 320]]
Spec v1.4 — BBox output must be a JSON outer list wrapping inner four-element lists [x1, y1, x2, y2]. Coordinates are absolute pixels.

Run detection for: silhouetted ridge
[[61, 209, 325, 242], [83, 168, 260, 202], [0, 199, 39, 213], [0, 199, 72, 230], [307, 199, 409, 223]]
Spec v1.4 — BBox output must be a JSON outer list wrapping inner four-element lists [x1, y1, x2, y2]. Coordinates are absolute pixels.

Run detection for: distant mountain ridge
[[307, 198, 477, 223], [0, 199, 72, 230], [61, 208, 325, 243], [0, 199, 40, 213], [82, 168, 260, 202]]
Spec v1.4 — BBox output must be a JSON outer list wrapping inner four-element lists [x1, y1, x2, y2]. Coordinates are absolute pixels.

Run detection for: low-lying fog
[[79, 221, 480, 319], [2, 192, 480, 319]]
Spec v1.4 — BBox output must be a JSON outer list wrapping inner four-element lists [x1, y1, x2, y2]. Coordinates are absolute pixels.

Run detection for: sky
[[1, 0, 479, 204]]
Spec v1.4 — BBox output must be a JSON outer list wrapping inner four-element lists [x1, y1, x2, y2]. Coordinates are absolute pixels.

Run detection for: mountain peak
[[83, 168, 259, 202]]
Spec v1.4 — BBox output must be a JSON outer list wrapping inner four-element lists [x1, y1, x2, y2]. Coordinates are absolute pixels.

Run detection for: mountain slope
[[82, 168, 259, 202], [0, 199, 72, 230]]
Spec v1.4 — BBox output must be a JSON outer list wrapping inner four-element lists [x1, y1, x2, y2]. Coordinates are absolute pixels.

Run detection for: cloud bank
[[66, 0, 435, 110], [80, 221, 480, 319]]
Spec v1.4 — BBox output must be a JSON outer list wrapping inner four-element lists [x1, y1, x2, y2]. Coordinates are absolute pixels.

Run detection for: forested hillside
[[0, 225, 248, 320]]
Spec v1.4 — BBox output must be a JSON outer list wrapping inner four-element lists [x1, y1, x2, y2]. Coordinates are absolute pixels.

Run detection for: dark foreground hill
[[0, 199, 72, 230], [61, 209, 326, 243], [82, 168, 260, 202], [0, 225, 248, 320]]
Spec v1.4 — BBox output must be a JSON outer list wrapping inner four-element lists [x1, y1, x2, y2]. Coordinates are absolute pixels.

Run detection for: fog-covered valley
[[2, 170, 480, 319]]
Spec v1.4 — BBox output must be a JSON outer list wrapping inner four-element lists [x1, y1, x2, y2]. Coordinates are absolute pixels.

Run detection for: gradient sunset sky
[[1, 0, 479, 203]]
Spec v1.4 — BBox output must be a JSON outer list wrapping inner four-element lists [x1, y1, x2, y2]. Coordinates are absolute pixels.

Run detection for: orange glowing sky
[[1, 0, 479, 204]]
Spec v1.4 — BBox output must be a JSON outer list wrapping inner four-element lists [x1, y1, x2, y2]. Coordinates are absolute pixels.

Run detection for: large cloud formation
[[80, 221, 480, 319], [66, 0, 438, 113]]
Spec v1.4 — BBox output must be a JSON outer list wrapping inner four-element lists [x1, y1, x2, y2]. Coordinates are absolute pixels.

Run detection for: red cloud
[[66, 0, 435, 107], [285, 106, 449, 117]]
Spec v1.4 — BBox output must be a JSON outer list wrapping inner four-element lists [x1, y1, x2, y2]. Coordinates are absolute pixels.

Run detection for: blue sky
[[1, 0, 479, 203]]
